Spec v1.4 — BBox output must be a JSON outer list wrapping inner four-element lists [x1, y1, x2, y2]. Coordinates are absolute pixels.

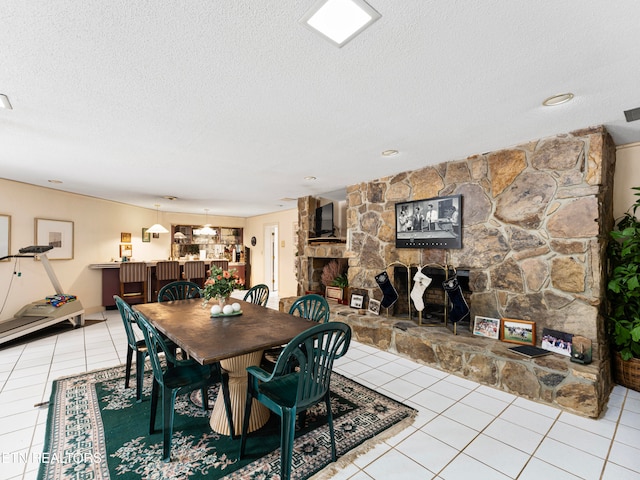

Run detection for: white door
[[264, 224, 279, 293]]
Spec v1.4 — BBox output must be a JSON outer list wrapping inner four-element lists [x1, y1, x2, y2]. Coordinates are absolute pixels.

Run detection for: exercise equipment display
[[0, 245, 84, 345]]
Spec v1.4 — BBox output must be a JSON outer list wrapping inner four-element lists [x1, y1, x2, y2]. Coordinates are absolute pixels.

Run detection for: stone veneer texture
[[296, 126, 616, 417]]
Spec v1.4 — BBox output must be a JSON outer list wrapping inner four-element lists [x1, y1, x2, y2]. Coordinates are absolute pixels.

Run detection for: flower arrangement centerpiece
[[201, 265, 240, 306]]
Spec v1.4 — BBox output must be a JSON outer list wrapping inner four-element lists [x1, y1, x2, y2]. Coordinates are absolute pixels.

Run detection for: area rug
[[38, 364, 416, 479]]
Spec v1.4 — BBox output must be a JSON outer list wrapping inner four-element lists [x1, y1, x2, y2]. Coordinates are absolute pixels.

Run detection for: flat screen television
[[315, 202, 334, 238], [395, 194, 462, 249]]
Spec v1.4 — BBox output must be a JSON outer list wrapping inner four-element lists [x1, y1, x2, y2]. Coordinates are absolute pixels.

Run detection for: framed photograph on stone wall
[[500, 318, 536, 345]]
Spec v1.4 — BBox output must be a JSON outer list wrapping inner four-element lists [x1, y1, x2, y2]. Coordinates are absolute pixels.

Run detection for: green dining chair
[[114, 295, 149, 402], [242, 284, 269, 307], [239, 322, 351, 480], [263, 293, 331, 370], [157, 280, 202, 302], [135, 312, 234, 461], [288, 293, 330, 323]]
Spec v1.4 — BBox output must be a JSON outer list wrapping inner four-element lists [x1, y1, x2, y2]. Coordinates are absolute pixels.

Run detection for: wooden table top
[[134, 298, 316, 365]]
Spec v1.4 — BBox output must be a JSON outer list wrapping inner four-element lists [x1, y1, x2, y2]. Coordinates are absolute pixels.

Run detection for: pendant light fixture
[[200, 209, 217, 236], [147, 204, 169, 234]]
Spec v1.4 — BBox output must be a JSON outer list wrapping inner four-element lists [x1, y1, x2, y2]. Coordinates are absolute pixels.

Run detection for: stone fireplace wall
[[296, 126, 616, 416]]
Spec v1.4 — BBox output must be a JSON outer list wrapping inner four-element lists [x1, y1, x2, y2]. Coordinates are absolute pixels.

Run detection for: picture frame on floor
[[501, 318, 536, 345]]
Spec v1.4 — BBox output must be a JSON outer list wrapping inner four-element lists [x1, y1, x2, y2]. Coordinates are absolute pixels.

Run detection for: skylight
[[300, 0, 381, 48]]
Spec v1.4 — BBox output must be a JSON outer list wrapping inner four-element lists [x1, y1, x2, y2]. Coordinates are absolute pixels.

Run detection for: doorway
[[264, 224, 278, 293]]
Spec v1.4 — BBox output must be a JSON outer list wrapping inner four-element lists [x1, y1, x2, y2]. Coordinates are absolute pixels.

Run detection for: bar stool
[[184, 260, 206, 288], [119, 262, 148, 305], [155, 261, 180, 300]]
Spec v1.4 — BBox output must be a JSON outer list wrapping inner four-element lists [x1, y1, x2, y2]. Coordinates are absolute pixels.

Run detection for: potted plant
[[332, 273, 350, 305], [607, 187, 640, 391], [321, 260, 348, 303]]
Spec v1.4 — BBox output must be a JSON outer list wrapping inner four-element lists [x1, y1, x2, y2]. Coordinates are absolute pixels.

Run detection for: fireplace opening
[[392, 266, 471, 325], [308, 258, 348, 295]]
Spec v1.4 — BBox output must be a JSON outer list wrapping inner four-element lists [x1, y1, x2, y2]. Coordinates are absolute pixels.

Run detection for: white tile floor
[[1, 297, 639, 480]]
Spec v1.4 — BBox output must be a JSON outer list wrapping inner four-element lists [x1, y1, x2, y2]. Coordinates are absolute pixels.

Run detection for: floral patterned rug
[[38, 365, 416, 479]]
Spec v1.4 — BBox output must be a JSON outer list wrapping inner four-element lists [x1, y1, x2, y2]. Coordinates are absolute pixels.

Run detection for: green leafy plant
[[608, 187, 640, 360], [331, 274, 349, 288]]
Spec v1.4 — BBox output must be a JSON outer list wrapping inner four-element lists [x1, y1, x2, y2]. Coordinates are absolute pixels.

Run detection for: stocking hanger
[[384, 261, 412, 319]]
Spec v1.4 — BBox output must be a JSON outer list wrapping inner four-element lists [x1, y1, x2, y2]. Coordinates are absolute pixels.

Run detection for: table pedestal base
[[210, 351, 270, 436]]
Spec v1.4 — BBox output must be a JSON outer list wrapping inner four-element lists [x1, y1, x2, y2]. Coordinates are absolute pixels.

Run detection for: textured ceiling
[[1, 1, 639, 217]]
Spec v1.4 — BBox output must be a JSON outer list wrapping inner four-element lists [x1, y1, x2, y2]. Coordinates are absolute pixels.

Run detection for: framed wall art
[[121, 232, 132, 243], [501, 318, 536, 345], [0, 214, 10, 260], [473, 316, 500, 339], [35, 218, 74, 260], [142, 228, 151, 243], [119, 244, 133, 258]]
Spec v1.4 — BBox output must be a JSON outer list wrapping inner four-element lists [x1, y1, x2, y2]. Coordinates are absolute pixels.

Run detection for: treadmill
[[0, 245, 85, 345]]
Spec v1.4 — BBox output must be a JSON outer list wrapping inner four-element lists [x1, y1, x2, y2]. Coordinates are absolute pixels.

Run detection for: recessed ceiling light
[[304, 176, 317, 181], [382, 149, 399, 157], [163, 195, 178, 201], [279, 197, 297, 202], [300, 0, 381, 48], [0, 94, 12, 110], [47, 179, 63, 184], [542, 93, 574, 106]]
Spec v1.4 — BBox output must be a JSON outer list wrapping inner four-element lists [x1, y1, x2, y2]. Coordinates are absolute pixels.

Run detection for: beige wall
[[0, 179, 248, 319], [244, 208, 299, 298], [613, 142, 640, 219]]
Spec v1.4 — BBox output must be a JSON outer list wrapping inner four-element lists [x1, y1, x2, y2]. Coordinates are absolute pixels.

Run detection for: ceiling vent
[[624, 107, 640, 122]]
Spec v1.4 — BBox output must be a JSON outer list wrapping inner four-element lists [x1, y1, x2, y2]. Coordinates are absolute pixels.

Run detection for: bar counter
[[89, 259, 246, 307]]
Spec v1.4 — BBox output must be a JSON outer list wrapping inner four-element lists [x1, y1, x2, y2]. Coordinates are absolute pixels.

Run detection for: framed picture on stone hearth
[[473, 316, 500, 340], [500, 318, 536, 345]]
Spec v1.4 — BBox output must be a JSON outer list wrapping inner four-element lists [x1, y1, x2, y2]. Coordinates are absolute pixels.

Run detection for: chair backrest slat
[[113, 295, 140, 349], [184, 261, 206, 280], [135, 312, 179, 385], [157, 281, 202, 302], [119, 262, 147, 282], [155, 261, 180, 281], [288, 294, 330, 323], [273, 322, 351, 409], [243, 284, 269, 307]]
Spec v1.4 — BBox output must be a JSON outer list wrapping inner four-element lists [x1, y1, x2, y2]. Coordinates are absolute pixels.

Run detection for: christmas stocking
[[442, 277, 470, 323], [411, 271, 432, 311], [375, 271, 399, 308]]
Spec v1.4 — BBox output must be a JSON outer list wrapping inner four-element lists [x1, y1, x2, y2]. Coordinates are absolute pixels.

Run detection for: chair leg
[[239, 382, 254, 458], [325, 393, 336, 461], [162, 387, 176, 462], [220, 373, 235, 438], [135, 351, 146, 402], [280, 407, 297, 480], [150, 379, 159, 434], [200, 387, 209, 410], [125, 346, 133, 389]]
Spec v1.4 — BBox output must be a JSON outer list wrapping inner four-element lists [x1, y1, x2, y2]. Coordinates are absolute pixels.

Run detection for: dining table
[[133, 297, 317, 436]]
